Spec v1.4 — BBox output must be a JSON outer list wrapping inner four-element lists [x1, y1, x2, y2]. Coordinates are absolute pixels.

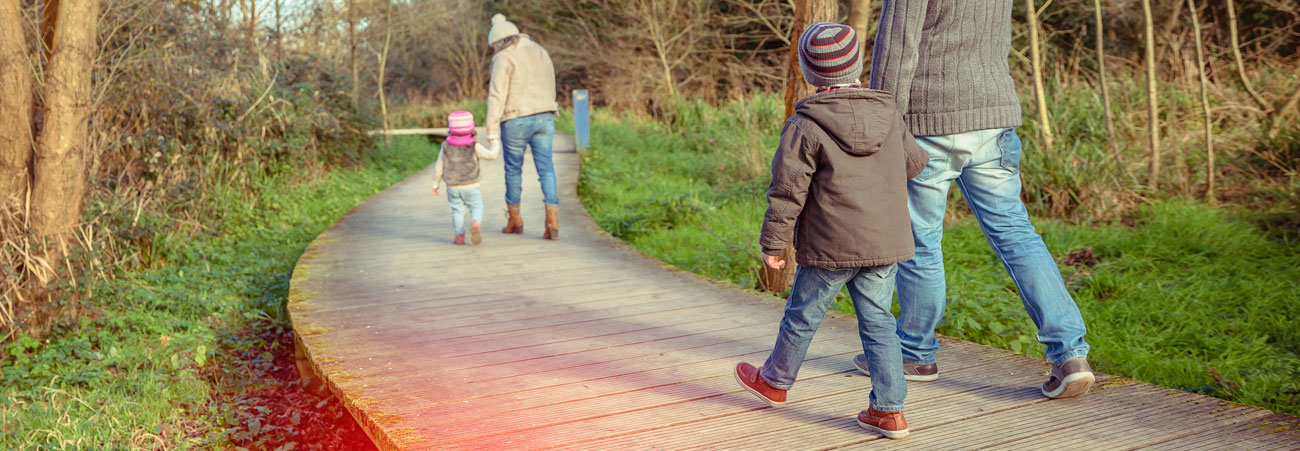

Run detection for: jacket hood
[[794, 89, 898, 156]]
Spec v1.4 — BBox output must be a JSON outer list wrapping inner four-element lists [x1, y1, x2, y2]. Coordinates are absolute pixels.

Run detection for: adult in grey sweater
[[864, 0, 1096, 399]]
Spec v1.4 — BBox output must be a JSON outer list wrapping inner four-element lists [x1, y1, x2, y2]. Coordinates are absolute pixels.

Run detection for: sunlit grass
[[578, 96, 1300, 416], [1, 137, 431, 448]]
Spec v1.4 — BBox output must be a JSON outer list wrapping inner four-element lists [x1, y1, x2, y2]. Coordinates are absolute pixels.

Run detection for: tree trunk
[[31, 0, 98, 240], [782, 0, 837, 118], [377, 0, 393, 139], [1141, 0, 1160, 190], [1093, 0, 1120, 163], [766, 0, 837, 293], [244, 0, 257, 51], [1187, 0, 1214, 200], [274, 0, 281, 61], [1025, 0, 1054, 149], [0, 0, 34, 204], [848, 0, 872, 83], [1227, 0, 1269, 112], [348, 0, 359, 107]]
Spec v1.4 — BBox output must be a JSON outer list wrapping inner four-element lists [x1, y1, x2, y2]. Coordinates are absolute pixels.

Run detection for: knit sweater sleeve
[[485, 54, 514, 140], [431, 144, 445, 189], [869, 0, 928, 115], [475, 141, 499, 160]]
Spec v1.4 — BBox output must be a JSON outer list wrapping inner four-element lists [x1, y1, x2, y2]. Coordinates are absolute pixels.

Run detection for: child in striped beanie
[[734, 22, 928, 440], [432, 110, 499, 245]]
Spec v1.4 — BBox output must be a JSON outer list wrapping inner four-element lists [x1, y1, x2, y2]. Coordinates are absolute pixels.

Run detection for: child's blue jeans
[[447, 187, 483, 235], [761, 263, 907, 412]]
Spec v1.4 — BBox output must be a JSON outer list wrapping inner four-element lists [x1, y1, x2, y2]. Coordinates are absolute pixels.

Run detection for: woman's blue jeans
[[501, 112, 558, 206]]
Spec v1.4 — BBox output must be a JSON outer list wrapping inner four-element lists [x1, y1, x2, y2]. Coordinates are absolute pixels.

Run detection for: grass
[[577, 95, 1300, 416], [0, 136, 433, 448]]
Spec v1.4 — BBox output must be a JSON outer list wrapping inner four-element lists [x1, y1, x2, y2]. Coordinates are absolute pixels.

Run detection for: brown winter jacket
[[759, 89, 929, 269]]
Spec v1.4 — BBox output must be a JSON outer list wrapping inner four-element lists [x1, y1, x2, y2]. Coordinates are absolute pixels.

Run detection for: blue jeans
[[897, 127, 1090, 367], [501, 112, 559, 206], [447, 187, 483, 234], [762, 264, 907, 412]]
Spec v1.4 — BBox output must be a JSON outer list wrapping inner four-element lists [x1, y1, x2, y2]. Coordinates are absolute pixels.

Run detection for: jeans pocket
[[998, 128, 1022, 174], [814, 267, 855, 286], [864, 263, 897, 279]]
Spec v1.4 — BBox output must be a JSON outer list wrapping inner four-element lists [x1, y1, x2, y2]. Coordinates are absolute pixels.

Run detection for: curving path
[[288, 134, 1299, 450]]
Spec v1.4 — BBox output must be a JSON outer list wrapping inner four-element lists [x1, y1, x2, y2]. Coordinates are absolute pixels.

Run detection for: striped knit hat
[[448, 110, 475, 135], [447, 110, 476, 146], [797, 22, 863, 87]]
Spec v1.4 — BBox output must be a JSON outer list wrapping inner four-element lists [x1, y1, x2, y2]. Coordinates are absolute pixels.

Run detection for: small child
[[432, 110, 499, 245], [734, 23, 928, 439]]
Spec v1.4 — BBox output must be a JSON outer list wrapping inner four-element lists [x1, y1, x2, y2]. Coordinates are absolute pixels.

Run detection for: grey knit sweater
[[868, 0, 1022, 136]]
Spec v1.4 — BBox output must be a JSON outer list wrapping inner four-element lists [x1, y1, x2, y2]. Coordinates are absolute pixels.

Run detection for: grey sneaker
[[1042, 357, 1095, 399], [853, 354, 938, 382]]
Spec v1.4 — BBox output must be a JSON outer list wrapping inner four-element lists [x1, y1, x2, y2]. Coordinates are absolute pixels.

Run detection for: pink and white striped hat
[[448, 110, 476, 135]]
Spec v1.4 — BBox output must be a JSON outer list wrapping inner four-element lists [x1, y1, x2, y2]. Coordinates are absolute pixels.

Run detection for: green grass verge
[[1, 136, 433, 448], [578, 97, 1300, 416]]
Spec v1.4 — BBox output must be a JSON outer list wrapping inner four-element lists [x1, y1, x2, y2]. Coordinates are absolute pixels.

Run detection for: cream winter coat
[[485, 36, 558, 139]]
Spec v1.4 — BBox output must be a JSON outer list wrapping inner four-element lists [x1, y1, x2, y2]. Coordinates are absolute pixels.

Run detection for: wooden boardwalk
[[288, 137, 1299, 450]]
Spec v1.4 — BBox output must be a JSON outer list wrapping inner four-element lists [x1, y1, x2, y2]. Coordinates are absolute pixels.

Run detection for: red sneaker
[[453, 233, 466, 245], [734, 362, 786, 407], [857, 407, 909, 439]]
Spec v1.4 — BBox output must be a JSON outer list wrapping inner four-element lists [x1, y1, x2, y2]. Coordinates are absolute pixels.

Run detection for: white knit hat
[[488, 14, 520, 45]]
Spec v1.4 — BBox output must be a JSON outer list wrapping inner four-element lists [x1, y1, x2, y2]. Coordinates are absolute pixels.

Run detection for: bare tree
[[348, 0, 359, 106], [375, 0, 393, 136], [31, 0, 99, 241], [1227, 0, 1270, 112], [241, 0, 259, 51], [1026, 0, 1054, 149], [274, 0, 281, 60], [431, 2, 488, 99], [1093, 0, 1120, 162], [765, 0, 837, 293], [1141, 0, 1160, 189], [781, 0, 837, 118], [1187, 0, 1214, 199], [628, 0, 713, 98], [0, 0, 33, 204]]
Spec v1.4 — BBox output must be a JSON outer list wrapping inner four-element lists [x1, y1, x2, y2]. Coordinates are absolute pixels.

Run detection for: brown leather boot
[[502, 204, 523, 234], [542, 204, 559, 240]]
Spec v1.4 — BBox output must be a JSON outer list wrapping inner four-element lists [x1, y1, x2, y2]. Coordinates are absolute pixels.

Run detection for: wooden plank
[[314, 312, 789, 393], [289, 139, 1300, 450], [428, 341, 1025, 449], [1138, 413, 1300, 450], [376, 335, 864, 428], [568, 343, 1047, 450], [304, 294, 769, 360], [350, 328, 851, 416]]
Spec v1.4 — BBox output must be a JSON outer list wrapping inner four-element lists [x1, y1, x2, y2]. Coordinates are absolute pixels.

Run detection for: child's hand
[[432, 188, 440, 196], [764, 254, 786, 270]]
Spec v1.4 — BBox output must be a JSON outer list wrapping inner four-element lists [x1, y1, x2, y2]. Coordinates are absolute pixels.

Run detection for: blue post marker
[[573, 89, 590, 153]]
